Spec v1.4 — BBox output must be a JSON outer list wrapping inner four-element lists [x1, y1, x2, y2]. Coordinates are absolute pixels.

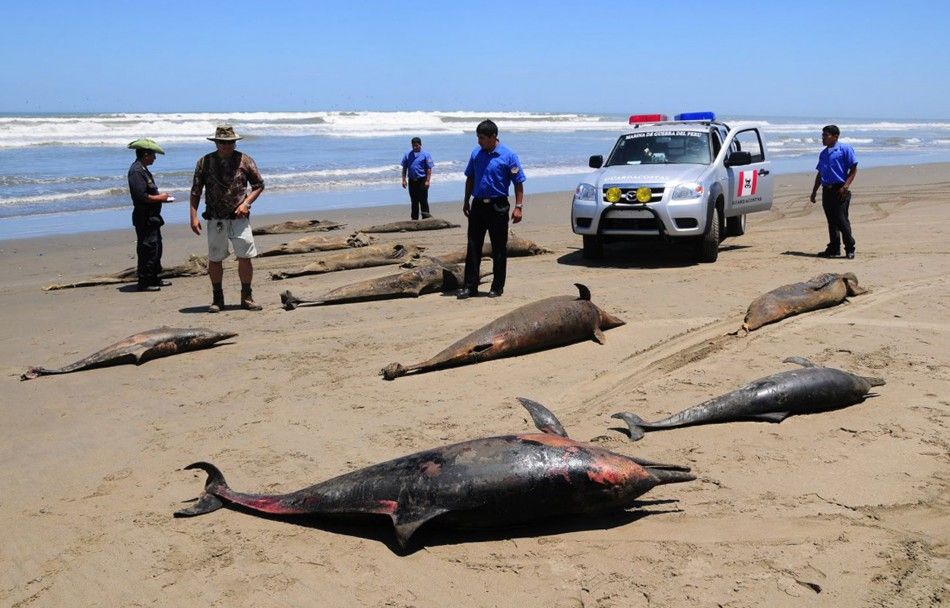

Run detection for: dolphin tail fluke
[[174, 462, 229, 517], [783, 356, 818, 368], [280, 290, 302, 310], [175, 492, 224, 517], [21, 367, 48, 380], [646, 468, 696, 485], [381, 362, 408, 380], [610, 412, 647, 441]]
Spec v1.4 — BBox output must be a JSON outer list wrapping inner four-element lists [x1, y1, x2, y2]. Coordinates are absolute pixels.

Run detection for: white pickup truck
[[570, 112, 774, 262]]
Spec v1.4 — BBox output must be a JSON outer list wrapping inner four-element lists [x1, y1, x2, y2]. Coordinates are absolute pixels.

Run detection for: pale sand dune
[[0, 164, 947, 607]]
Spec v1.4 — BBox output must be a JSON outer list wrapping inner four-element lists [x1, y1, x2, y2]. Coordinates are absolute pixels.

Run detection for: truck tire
[[696, 206, 721, 263], [582, 235, 604, 259], [726, 213, 746, 237]]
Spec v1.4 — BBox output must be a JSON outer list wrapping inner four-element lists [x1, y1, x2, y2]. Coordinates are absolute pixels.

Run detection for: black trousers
[[464, 198, 509, 292], [821, 184, 855, 254], [134, 221, 163, 284], [408, 179, 431, 219]]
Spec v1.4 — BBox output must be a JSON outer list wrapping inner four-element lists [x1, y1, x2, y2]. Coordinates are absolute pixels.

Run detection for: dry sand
[[1, 164, 947, 607]]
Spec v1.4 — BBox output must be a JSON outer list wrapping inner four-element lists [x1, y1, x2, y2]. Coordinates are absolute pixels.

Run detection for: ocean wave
[[0, 187, 127, 206], [0, 111, 629, 148]]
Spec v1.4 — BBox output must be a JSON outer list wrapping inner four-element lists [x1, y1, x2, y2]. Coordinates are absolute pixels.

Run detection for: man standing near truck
[[810, 125, 858, 259]]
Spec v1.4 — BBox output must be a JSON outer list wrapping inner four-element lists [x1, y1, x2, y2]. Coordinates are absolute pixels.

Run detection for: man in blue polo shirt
[[400, 137, 434, 220], [458, 120, 526, 299], [810, 125, 858, 259]]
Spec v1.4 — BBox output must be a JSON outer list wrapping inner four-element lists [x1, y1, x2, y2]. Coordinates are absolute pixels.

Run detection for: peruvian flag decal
[[737, 170, 758, 197]]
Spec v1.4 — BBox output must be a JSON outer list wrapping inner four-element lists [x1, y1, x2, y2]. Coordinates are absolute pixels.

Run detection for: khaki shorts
[[207, 217, 258, 262]]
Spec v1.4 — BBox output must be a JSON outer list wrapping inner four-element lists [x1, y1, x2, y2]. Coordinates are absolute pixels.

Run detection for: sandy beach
[[1, 164, 947, 607]]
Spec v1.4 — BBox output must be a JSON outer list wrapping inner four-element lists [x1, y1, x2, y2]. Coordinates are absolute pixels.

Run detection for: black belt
[[822, 183, 845, 189], [475, 196, 508, 204], [409, 177, 427, 182]]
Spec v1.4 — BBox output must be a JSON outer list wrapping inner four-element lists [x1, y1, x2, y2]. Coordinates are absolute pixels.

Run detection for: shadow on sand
[[182, 499, 683, 555], [558, 242, 750, 269]]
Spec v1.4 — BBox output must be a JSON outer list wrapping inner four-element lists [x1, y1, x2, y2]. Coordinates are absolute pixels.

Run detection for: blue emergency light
[[675, 111, 716, 121]]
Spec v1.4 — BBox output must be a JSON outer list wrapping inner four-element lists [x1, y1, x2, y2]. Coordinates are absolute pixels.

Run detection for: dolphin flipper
[[516, 397, 569, 437], [393, 506, 448, 549], [747, 411, 791, 423]]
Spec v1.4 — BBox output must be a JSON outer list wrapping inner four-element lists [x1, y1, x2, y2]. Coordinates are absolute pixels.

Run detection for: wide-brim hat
[[128, 138, 165, 154], [208, 125, 243, 142]]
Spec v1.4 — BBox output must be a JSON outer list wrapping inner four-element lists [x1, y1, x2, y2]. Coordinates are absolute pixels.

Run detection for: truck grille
[[601, 216, 659, 231], [601, 186, 665, 204]]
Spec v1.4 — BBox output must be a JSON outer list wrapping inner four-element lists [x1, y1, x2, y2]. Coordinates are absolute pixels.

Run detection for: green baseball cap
[[127, 138, 165, 154]]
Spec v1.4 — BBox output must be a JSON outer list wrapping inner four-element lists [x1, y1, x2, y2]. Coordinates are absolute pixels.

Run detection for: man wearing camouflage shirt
[[190, 125, 265, 312]]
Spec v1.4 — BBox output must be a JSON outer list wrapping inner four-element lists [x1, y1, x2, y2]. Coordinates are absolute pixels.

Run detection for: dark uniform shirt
[[128, 159, 162, 225], [190, 151, 264, 219]]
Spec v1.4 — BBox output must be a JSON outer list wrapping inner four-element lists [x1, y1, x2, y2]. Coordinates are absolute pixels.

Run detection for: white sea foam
[[0, 111, 627, 148]]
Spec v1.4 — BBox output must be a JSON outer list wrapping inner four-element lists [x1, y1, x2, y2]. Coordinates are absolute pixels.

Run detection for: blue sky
[[3, 1, 948, 118]]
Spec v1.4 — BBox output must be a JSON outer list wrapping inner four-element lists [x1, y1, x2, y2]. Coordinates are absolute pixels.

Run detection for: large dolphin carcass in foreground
[[280, 262, 486, 309], [381, 284, 624, 380], [175, 398, 695, 549], [741, 273, 867, 332], [21, 327, 237, 380], [612, 357, 885, 440]]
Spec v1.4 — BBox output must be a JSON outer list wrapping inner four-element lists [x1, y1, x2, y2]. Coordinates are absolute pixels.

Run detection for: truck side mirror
[[725, 151, 752, 167], [589, 155, 604, 169]]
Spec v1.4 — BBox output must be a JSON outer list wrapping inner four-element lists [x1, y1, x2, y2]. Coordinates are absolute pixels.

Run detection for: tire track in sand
[[578, 272, 948, 408]]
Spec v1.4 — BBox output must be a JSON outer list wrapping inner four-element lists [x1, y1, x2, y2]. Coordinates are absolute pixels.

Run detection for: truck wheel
[[696, 206, 721, 263], [726, 213, 746, 237], [582, 235, 604, 259]]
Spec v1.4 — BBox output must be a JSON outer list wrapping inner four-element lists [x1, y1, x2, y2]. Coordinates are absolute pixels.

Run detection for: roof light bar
[[629, 114, 669, 124], [674, 111, 716, 121]]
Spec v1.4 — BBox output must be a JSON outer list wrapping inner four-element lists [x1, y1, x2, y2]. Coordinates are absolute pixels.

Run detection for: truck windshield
[[606, 132, 711, 166]]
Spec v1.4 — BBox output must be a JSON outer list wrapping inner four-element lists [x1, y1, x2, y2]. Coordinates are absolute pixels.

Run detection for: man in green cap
[[189, 125, 265, 312], [127, 138, 173, 292]]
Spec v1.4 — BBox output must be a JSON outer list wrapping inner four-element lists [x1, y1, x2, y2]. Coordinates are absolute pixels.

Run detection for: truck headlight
[[671, 182, 704, 200], [574, 183, 598, 201]]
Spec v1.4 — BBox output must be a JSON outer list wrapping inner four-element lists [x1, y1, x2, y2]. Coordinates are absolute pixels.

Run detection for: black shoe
[[421, 213, 432, 219], [846, 251, 855, 259], [137, 284, 161, 292], [457, 288, 477, 300], [150, 279, 172, 287], [487, 289, 503, 298], [816, 249, 840, 258]]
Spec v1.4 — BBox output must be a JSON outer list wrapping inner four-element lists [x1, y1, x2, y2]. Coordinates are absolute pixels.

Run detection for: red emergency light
[[629, 114, 668, 124]]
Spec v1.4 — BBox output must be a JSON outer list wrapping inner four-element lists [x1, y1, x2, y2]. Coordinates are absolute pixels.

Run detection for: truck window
[[733, 129, 765, 163], [606, 132, 711, 166]]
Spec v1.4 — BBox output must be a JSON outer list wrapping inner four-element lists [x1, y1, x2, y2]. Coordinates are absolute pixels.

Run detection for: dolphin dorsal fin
[[516, 397, 569, 437], [575, 283, 591, 301]]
